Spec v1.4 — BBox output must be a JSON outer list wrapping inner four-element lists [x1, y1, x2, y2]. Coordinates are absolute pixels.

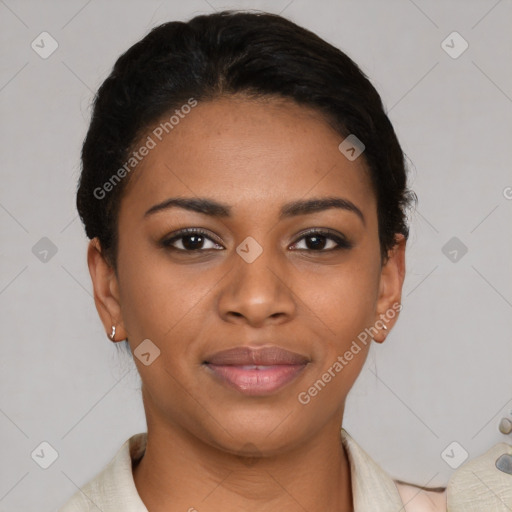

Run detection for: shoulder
[[58, 433, 148, 512], [394, 481, 447, 512]]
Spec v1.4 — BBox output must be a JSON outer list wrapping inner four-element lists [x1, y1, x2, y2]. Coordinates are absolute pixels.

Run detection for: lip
[[204, 346, 310, 366], [203, 346, 310, 396]]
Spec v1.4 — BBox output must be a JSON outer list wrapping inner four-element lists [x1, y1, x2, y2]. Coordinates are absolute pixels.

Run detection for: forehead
[[120, 96, 376, 223]]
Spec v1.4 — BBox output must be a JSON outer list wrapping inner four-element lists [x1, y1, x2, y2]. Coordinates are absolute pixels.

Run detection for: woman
[[60, 10, 511, 512]]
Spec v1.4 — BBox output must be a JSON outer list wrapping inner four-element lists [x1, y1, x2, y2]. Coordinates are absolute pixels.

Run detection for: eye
[[290, 229, 352, 252], [160, 228, 224, 251], [160, 228, 352, 253]]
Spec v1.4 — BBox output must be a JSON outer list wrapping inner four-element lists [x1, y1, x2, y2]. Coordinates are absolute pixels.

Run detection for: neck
[[133, 413, 353, 512]]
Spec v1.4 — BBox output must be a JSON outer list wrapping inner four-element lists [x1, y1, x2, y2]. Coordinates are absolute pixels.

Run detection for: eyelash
[[160, 227, 352, 253]]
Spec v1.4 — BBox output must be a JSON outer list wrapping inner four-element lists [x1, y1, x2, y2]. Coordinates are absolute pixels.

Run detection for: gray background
[[1, 0, 511, 510]]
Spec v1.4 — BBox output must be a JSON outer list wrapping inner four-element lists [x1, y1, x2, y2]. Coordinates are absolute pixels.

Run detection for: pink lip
[[203, 346, 310, 396], [205, 364, 307, 396]]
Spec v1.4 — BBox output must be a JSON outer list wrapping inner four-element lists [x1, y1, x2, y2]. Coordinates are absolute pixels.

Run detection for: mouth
[[203, 346, 310, 396]]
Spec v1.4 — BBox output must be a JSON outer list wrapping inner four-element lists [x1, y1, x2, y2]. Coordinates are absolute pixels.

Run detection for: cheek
[[293, 263, 381, 400], [115, 239, 216, 347], [298, 255, 380, 335], [115, 233, 172, 341], [292, 260, 380, 413]]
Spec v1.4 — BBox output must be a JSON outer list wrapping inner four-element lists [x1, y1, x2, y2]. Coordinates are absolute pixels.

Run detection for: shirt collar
[[63, 428, 405, 511], [340, 428, 405, 511]]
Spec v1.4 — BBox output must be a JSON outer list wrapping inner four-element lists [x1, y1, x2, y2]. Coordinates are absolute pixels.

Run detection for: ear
[[87, 238, 127, 342], [373, 233, 406, 343]]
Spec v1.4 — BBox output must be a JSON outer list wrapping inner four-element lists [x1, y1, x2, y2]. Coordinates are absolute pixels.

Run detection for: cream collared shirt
[[59, 428, 512, 512]]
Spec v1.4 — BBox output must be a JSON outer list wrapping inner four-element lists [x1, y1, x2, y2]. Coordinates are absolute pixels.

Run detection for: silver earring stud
[[382, 324, 388, 331], [109, 325, 116, 341]]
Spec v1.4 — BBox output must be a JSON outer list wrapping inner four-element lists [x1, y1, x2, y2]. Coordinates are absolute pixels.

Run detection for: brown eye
[[161, 228, 224, 252], [291, 229, 352, 251]]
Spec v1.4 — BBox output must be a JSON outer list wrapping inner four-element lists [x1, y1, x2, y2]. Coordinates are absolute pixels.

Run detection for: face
[[88, 95, 405, 456]]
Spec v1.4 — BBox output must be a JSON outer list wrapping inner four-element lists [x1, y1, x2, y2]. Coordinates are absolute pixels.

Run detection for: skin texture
[[87, 95, 406, 512]]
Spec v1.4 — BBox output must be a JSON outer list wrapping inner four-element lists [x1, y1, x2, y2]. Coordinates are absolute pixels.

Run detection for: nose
[[217, 243, 296, 328]]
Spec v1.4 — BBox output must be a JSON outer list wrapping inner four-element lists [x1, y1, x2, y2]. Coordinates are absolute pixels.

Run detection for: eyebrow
[[144, 196, 365, 225]]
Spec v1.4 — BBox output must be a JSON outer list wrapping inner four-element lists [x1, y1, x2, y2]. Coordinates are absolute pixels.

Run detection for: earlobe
[[373, 234, 406, 343], [87, 238, 127, 342]]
